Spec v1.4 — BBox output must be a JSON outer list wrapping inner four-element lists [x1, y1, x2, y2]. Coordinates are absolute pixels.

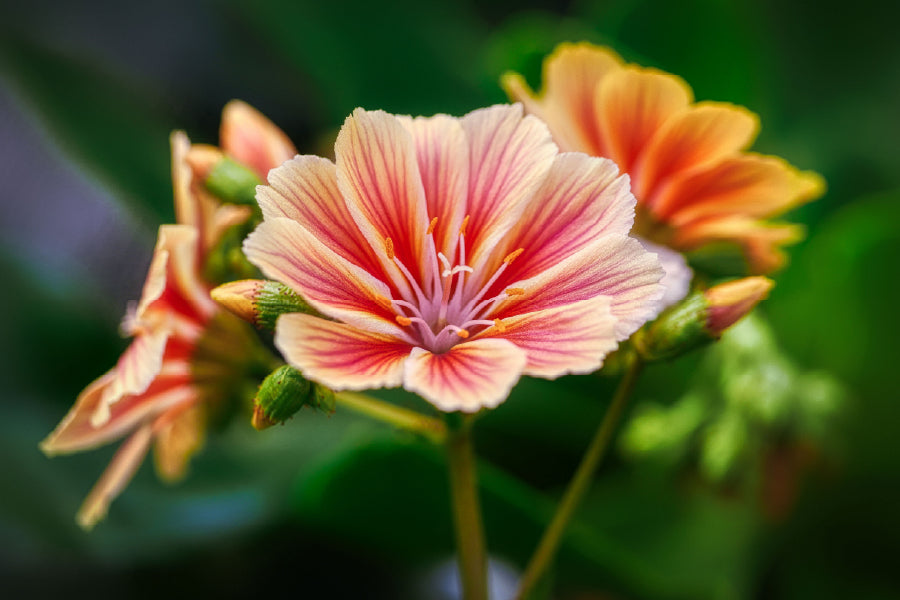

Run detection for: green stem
[[334, 391, 446, 444], [446, 415, 489, 600], [515, 357, 644, 600]]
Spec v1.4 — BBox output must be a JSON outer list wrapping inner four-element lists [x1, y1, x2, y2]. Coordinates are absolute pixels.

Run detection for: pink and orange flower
[[41, 102, 295, 529], [244, 105, 665, 413], [503, 42, 825, 274]]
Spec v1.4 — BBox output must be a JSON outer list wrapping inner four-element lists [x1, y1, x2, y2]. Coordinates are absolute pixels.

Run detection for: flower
[[244, 105, 664, 413], [503, 42, 825, 274], [41, 102, 295, 529]]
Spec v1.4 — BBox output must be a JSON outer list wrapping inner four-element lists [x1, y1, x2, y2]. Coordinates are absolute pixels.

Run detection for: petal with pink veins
[[481, 296, 618, 379], [276, 313, 412, 391], [220, 100, 297, 181], [636, 237, 693, 313], [244, 217, 405, 336], [404, 338, 527, 412]]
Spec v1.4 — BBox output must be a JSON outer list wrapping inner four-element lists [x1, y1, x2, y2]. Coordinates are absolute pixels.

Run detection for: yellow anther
[[459, 215, 470, 236], [374, 295, 394, 311], [427, 217, 438, 235], [505, 287, 525, 296], [384, 237, 395, 260], [456, 328, 470, 339], [396, 315, 412, 326], [493, 319, 507, 333], [503, 248, 524, 264]]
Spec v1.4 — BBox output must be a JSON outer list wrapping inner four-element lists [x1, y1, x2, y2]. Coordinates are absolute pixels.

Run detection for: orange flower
[[41, 102, 295, 529], [503, 42, 825, 274]]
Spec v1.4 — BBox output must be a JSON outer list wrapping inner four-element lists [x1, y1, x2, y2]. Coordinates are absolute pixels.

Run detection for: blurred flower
[[41, 103, 294, 529], [244, 105, 664, 412], [503, 42, 825, 274]]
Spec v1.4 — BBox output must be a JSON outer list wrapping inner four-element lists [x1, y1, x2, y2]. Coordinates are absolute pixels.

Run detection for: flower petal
[[494, 152, 635, 283], [403, 338, 526, 412], [596, 67, 693, 174], [153, 403, 205, 482], [636, 102, 759, 205], [276, 313, 411, 391], [258, 155, 384, 275], [244, 217, 404, 336], [500, 234, 664, 340], [335, 108, 430, 286], [481, 296, 618, 379], [504, 42, 623, 155], [459, 104, 557, 273], [652, 153, 826, 224], [397, 114, 469, 261], [636, 237, 693, 312], [76, 424, 155, 530], [220, 100, 297, 181]]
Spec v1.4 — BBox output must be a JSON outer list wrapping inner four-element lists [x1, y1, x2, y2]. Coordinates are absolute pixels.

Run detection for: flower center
[[380, 216, 523, 354]]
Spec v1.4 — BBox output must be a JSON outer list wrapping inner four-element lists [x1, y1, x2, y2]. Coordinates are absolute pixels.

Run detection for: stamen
[[427, 217, 438, 235], [503, 248, 524, 264], [384, 237, 395, 260], [456, 328, 469, 339], [493, 318, 506, 333], [438, 252, 452, 275], [505, 287, 525, 296], [459, 215, 470, 236], [396, 315, 412, 326]]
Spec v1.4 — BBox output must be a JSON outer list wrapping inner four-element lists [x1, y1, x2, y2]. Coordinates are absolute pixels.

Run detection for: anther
[[456, 328, 470, 339], [493, 319, 507, 333], [460, 215, 470, 236], [384, 237, 395, 260], [396, 315, 412, 326], [505, 287, 525, 296], [503, 248, 524, 264], [427, 217, 438, 235]]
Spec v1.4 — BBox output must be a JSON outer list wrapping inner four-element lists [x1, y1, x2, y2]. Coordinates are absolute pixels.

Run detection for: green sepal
[[205, 157, 263, 206], [252, 365, 334, 430], [256, 281, 321, 330], [635, 292, 712, 362]]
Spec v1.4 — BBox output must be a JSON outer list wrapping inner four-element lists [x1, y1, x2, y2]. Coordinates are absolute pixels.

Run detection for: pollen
[[459, 215, 470, 236], [427, 217, 438, 235], [505, 287, 525, 296], [493, 319, 506, 333], [396, 315, 412, 326], [384, 237, 395, 260], [503, 248, 524, 264], [456, 328, 470, 339]]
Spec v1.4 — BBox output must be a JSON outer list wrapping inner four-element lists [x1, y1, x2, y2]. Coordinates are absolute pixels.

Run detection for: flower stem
[[446, 414, 489, 600], [515, 357, 644, 599], [334, 391, 447, 443]]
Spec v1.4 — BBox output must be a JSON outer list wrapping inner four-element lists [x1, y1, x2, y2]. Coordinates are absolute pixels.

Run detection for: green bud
[[211, 279, 321, 330], [635, 292, 710, 362], [252, 365, 334, 430], [205, 157, 262, 206]]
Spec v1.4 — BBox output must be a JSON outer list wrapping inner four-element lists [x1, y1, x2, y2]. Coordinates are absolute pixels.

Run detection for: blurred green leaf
[[0, 34, 176, 222]]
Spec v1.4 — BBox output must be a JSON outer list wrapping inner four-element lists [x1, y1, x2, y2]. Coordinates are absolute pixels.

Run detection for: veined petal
[[501, 234, 664, 340], [99, 328, 170, 418], [494, 152, 634, 284], [597, 67, 693, 174], [41, 368, 195, 455], [76, 424, 155, 530], [276, 313, 411, 391], [245, 217, 403, 336], [637, 102, 759, 205], [460, 104, 557, 274], [397, 114, 469, 261], [481, 296, 618, 379], [653, 153, 826, 224], [220, 100, 297, 181], [335, 108, 430, 284], [258, 155, 383, 275], [157, 225, 217, 319], [404, 338, 527, 412]]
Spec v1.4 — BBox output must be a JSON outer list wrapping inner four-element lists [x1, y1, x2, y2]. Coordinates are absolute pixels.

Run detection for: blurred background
[[1, 0, 898, 598]]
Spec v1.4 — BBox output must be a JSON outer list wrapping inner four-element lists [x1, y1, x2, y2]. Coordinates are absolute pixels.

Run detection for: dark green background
[[1, 0, 898, 598]]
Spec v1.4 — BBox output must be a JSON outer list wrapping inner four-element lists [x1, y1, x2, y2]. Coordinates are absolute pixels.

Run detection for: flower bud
[[252, 365, 334, 430], [211, 279, 320, 330], [636, 277, 773, 362], [203, 156, 262, 206]]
